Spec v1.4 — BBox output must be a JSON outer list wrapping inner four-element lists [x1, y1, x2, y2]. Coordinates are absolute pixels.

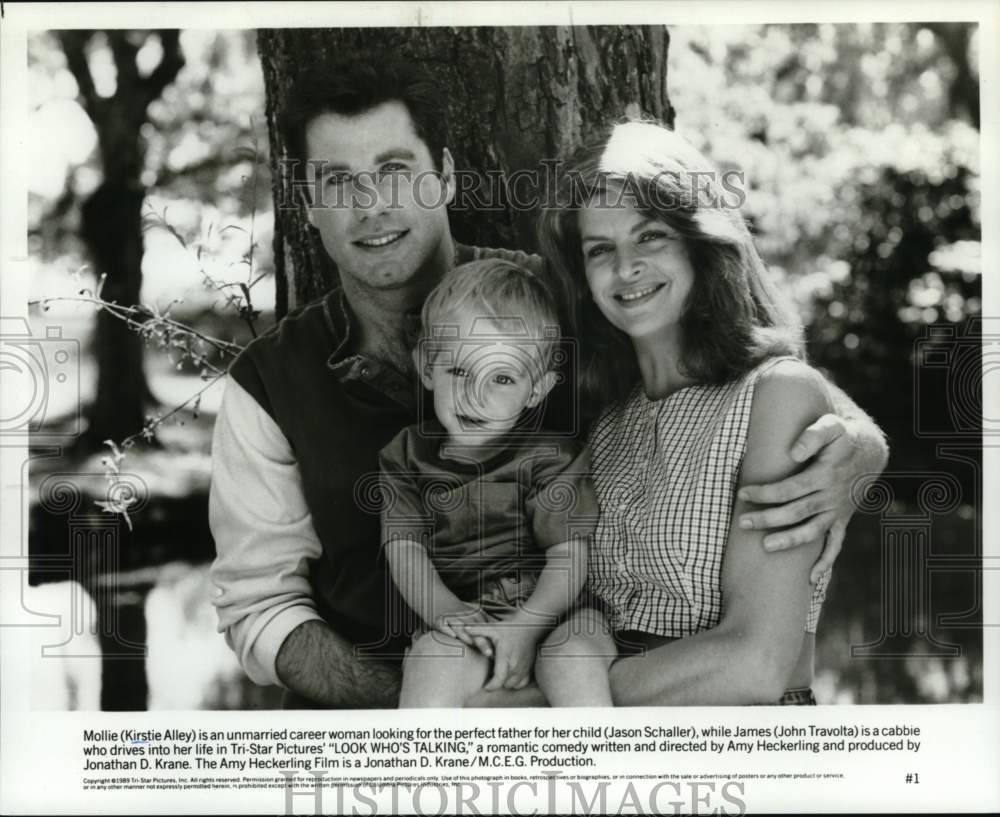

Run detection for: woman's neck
[[633, 331, 697, 400]]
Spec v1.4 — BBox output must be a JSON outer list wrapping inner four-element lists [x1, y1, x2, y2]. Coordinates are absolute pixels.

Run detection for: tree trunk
[[81, 181, 150, 445], [258, 26, 674, 315]]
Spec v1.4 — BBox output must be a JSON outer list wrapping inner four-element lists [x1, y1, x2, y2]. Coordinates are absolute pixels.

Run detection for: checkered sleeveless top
[[587, 356, 830, 637]]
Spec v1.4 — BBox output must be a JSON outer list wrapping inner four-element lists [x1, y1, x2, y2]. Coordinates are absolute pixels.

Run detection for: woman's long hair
[[537, 121, 804, 427]]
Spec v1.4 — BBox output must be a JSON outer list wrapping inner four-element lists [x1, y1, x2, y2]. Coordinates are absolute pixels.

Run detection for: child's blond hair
[[419, 259, 561, 377]]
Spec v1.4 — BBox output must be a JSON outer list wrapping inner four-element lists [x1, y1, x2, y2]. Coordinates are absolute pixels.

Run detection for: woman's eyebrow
[[629, 217, 659, 233], [581, 216, 658, 242]]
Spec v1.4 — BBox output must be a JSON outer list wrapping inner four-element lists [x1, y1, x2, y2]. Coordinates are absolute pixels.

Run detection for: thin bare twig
[[29, 294, 244, 368]]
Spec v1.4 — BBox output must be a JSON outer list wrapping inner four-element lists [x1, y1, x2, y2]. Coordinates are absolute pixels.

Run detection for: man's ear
[[526, 371, 559, 408], [441, 148, 456, 207], [413, 346, 434, 390]]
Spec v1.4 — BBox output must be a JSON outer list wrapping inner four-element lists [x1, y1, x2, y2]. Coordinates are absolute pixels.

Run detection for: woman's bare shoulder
[[752, 358, 833, 421], [741, 359, 834, 482]]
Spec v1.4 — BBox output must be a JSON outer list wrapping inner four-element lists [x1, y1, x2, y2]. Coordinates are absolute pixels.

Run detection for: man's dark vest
[[224, 244, 573, 659]]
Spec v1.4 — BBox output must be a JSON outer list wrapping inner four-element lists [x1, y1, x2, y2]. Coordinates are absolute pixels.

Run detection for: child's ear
[[413, 347, 434, 390], [525, 371, 558, 408]]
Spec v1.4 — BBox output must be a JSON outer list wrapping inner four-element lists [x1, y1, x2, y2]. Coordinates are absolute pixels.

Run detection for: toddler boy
[[378, 259, 609, 707]]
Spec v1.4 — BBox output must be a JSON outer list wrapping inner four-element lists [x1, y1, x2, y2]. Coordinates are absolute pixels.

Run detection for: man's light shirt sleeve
[[208, 376, 324, 686]]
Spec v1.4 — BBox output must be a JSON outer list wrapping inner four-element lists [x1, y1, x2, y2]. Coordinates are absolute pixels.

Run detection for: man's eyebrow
[[373, 149, 418, 164], [314, 151, 416, 177], [316, 162, 350, 178]]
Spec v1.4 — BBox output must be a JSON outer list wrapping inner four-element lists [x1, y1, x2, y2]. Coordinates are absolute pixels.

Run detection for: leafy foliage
[[668, 23, 981, 483]]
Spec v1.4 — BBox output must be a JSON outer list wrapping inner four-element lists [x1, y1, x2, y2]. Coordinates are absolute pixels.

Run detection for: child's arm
[[517, 538, 589, 631], [467, 443, 600, 690], [384, 538, 492, 653], [466, 537, 589, 692], [378, 433, 492, 653]]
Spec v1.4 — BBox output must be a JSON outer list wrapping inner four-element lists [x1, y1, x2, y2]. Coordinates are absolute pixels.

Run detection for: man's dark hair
[[281, 58, 449, 176]]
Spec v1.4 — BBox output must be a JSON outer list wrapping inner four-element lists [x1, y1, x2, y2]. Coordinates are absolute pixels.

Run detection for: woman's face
[[578, 198, 694, 343]]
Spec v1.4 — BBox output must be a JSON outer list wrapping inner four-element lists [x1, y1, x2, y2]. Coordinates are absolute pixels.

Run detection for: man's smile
[[354, 229, 409, 249]]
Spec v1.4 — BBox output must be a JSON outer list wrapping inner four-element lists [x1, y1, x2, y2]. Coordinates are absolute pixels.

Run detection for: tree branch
[[142, 30, 185, 108], [108, 30, 140, 93], [28, 294, 244, 364], [57, 30, 100, 120], [151, 151, 266, 190]]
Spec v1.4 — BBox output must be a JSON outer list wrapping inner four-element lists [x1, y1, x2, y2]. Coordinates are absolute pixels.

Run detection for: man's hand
[[465, 613, 547, 691], [433, 603, 493, 656], [736, 413, 887, 583]]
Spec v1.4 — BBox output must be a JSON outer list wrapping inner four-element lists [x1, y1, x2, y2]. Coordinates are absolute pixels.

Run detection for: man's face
[[418, 313, 556, 448], [303, 101, 456, 291]]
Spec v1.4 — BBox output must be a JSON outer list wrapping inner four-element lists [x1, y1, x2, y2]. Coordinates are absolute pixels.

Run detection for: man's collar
[[322, 242, 478, 370], [323, 287, 354, 368]]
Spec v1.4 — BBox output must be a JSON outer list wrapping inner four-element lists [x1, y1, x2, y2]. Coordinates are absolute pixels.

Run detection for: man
[[209, 59, 888, 708]]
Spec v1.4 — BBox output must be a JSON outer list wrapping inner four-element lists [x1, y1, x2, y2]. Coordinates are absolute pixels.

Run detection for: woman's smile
[[614, 281, 667, 306]]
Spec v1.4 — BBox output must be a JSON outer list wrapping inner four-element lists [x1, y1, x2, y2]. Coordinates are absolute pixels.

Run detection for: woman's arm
[[737, 378, 888, 581], [609, 361, 833, 705]]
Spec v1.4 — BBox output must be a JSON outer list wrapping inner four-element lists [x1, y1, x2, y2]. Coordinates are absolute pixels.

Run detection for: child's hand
[[465, 614, 548, 691], [433, 604, 493, 656]]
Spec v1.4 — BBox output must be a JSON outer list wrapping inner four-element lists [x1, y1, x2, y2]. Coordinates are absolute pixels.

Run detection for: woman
[[534, 121, 832, 705]]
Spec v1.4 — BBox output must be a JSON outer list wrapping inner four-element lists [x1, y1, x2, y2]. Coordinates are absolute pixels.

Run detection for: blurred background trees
[[29, 29, 273, 439], [28, 29, 275, 710], [27, 23, 982, 707], [666, 24, 981, 492], [54, 30, 185, 448]]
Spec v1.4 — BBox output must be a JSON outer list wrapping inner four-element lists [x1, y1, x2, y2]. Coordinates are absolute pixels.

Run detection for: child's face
[[418, 312, 556, 446]]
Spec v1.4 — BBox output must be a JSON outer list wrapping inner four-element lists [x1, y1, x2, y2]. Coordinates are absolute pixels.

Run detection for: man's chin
[[354, 259, 422, 289]]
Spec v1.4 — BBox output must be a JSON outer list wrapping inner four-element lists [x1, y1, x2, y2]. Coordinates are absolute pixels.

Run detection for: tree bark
[[258, 26, 674, 315]]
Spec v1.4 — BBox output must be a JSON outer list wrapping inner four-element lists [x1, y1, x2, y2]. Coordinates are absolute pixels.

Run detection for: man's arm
[[736, 372, 889, 581], [275, 621, 401, 708], [209, 376, 398, 707], [609, 362, 829, 705]]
